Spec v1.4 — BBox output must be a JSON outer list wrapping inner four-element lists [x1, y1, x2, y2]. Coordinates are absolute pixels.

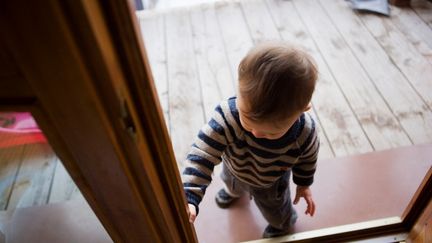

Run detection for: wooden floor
[[138, 0, 432, 169], [0, 143, 84, 211], [1, 0, 432, 213]]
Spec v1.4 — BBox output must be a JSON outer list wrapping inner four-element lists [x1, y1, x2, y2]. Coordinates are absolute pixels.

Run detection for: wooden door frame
[[0, 0, 430, 242], [0, 0, 196, 242]]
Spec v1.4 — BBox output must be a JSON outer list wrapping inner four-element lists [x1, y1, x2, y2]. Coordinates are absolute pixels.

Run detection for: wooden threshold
[[246, 217, 406, 243], [194, 144, 431, 242]]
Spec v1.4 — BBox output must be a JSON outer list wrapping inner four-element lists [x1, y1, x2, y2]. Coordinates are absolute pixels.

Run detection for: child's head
[[237, 42, 318, 139]]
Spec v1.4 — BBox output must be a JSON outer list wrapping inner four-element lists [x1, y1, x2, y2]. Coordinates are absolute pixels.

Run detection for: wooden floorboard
[[295, 0, 412, 151], [48, 159, 84, 204], [139, 12, 170, 132], [190, 4, 236, 120], [0, 146, 24, 210], [309, 108, 334, 159], [390, 5, 432, 65], [240, 0, 280, 43], [411, 0, 432, 29], [320, 0, 432, 144], [165, 9, 206, 168], [7, 143, 57, 210], [359, 5, 432, 111], [215, 1, 254, 81]]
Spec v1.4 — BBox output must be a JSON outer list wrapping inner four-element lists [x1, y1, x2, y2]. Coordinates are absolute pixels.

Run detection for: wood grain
[[166, 9, 205, 167], [294, 0, 412, 151], [0, 146, 24, 210], [390, 5, 432, 64], [320, 0, 432, 144], [138, 13, 170, 131], [7, 143, 56, 210], [190, 4, 235, 120], [48, 159, 84, 203], [215, 1, 254, 82], [411, 0, 432, 29], [359, 7, 432, 110], [1, 0, 198, 242]]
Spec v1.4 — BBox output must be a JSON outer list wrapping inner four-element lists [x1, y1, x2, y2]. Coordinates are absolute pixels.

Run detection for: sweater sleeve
[[182, 105, 229, 214], [292, 113, 319, 187]]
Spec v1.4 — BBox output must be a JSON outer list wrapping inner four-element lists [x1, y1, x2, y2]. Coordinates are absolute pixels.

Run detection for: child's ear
[[304, 103, 312, 111]]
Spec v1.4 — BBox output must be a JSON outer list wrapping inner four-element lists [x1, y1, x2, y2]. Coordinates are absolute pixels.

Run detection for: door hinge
[[120, 99, 137, 141]]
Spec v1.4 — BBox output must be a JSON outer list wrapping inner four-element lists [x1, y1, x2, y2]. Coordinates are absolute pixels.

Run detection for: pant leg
[[250, 171, 297, 230], [220, 163, 246, 197]]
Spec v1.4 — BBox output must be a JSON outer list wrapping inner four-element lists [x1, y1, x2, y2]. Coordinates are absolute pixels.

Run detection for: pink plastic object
[[0, 112, 47, 148]]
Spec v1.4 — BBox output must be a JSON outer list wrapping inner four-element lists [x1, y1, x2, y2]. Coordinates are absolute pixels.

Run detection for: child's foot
[[262, 225, 291, 238], [215, 188, 238, 208]]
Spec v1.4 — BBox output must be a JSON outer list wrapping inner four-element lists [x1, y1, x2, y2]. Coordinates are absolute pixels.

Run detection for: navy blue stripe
[[185, 190, 202, 203], [300, 118, 316, 152], [303, 134, 318, 155], [198, 131, 226, 152], [293, 176, 314, 186], [229, 164, 285, 184], [208, 118, 226, 136], [233, 139, 282, 159], [228, 97, 242, 127], [297, 160, 316, 166], [183, 182, 208, 194], [186, 154, 215, 171], [183, 167, 212, 181], [226, 147, 294, 168], [230, 140, 302, 159], [248, 144, 283, 159], [295, 114, 307, 141], [293, 167, 316, 177], [215, 105, 237, 143], [286, 148, 302, 157], [234, 162, 288, 178], [227, 145, 256, 160]]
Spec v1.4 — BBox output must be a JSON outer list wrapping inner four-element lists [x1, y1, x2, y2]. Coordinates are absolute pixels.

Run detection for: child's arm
[[292, 113, 319, 217], [182, 104, 229, 223]]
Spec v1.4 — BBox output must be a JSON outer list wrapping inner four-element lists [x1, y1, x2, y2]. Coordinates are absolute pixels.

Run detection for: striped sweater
[[182, 97, 319, 213]]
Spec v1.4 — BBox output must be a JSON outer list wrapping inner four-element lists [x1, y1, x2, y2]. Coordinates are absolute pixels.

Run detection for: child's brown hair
[[238, 42, 318, 122]]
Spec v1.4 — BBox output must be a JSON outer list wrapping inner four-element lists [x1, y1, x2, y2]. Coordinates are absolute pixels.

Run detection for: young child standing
[[182, 42, 319, 238]]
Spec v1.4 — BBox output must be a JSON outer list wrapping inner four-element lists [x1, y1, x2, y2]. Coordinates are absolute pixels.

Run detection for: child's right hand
[[187, 204, 197, 223]]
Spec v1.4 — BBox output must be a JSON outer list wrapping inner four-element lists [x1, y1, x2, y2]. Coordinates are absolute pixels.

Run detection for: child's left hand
[[293, 186, 316, 216]]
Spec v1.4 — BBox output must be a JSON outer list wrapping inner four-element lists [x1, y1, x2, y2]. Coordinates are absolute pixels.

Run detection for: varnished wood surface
[[0, 0, 198, 242]]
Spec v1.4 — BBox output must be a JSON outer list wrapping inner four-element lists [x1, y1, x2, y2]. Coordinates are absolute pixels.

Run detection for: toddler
[[182, 42, 319, 238]]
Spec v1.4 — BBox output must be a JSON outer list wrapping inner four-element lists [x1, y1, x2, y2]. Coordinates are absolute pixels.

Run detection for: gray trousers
[[220, 163, 298, 230]]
